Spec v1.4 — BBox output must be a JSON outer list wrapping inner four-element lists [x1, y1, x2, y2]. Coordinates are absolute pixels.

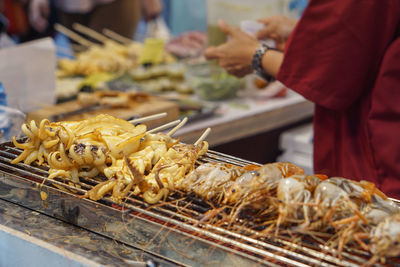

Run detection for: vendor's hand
[[205, 20, 259, 78], [141, 0, 163, 21], [256, 15, 297, 51], [28, 0, 49, 33]]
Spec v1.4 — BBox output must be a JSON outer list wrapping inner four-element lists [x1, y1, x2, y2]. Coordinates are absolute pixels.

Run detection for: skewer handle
[[147, 120, 181, 134], [103, 28, 133, 45], [167, 117, 188, 136], [194, 128, 211, 146], [55, 24, 96, 47], [129, 112, 167, 124], [72, 23, 110, 43]]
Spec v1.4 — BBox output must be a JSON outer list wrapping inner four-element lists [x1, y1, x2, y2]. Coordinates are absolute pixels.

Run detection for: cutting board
[[27, 96, 179, 128]]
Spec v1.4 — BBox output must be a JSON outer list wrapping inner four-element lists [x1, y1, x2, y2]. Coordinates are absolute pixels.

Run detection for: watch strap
[[251, 43, 275, 82]]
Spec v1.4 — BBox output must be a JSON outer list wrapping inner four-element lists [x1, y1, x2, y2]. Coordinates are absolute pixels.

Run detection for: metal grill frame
[[0, 140, 397, 266]]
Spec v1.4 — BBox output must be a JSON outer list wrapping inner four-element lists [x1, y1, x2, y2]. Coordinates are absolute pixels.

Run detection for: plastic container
[[240, 20, 264, 36], [278, 123, 313, 174], [0, 82, 25, 142], [186, 63, 242, 101], [0, 82, 10, 139], [240, 20, 276, 48], [206, 0, 283, 46], [279, 123, 313, 155]]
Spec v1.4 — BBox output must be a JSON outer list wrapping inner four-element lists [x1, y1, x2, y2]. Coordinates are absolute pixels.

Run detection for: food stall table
[[177, 91, 313, 146], [176, 91, 314, 163]]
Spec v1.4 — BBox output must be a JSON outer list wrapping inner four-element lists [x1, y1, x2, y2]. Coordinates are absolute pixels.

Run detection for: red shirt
[[277, 0, 400, 198]]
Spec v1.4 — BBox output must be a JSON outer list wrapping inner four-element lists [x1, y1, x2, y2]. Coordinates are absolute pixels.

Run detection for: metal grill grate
[[0, 140, 398, 267]]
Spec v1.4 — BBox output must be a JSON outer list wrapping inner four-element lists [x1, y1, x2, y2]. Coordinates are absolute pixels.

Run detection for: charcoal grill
[[0, 140, 398, 266]]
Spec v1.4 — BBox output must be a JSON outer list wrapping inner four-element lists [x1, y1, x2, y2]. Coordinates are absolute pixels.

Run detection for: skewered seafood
[[58, 40, 175, 77], [12, 115, 147, 186], [177, 160, 400, 262], [85, 120, 191, 202], [369, 214, 400, 263], [9, 114, 400, 262], [177, 162, 245, 201], [86, 135, 208, 203], [177, 162, 303, 207], [87, 132, 178, 202], [122, 141, 209, 204], [276, 174, 321, 228], [11, 113, 211, 205]]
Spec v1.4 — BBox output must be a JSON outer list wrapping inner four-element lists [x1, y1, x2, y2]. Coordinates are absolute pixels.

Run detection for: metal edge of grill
[[0, 140, 397, 266]]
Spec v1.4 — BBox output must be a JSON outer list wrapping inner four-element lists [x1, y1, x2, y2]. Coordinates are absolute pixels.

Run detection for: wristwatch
[[251, 43, 275, 82]]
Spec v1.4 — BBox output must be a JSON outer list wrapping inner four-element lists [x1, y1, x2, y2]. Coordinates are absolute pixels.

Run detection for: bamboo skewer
[[72, 23, 111, 44], [167, 117, 188, 136], [129, 112, 167, 124], [116, 119, 180, 148], [102, 28, 133, 44], [70, 44, 87, 52], [55, 24, 97, 47], [147, 120, 181, 134], [194, 128, 211, 146]]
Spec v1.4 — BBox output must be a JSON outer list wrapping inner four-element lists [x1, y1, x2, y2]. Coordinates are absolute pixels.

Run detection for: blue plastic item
[[0, 83, 11, 139]]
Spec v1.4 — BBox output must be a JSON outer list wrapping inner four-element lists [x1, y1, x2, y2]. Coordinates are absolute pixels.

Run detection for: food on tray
[[55, 76, 85, 101], [77, 91, 150, 108], [186, 63, 242, 100], [177, 162, 303, 203], [9, 113, 400, 262], [58, 40, 175, 77], [11, 114, 208, 203], [11, 114, 147, 184], [130, 64, 193, 94], [193, 72, 241, 100], [58, 41, 140, 76], [177, 161, 400, 264]]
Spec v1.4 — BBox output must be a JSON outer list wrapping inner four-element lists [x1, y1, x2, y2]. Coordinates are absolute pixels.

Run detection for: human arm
[[28, 0, 49, 32], [204, 20, 284, 78]]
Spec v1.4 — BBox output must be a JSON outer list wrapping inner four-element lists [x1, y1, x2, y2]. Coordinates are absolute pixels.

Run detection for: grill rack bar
[[0, 141, 394, 266]]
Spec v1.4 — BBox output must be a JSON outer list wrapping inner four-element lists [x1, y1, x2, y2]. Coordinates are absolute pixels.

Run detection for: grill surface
[[0, 140, 398, 266]]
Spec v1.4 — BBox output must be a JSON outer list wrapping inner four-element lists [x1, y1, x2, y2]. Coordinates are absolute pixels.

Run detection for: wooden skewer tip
[[194, 128, 211, 146], [129, 112, 167, 124], [167, 117, 188, 137], [147, 119, 181, 134]]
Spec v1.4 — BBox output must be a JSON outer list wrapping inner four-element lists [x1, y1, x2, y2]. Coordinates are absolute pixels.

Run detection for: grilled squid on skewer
[[120, 128, 209, 204], [89, 135, 174, 202], [80, 117, 193, 203]]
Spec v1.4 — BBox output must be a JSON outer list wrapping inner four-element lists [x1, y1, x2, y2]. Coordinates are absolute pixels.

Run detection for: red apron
[[277, 0, 400, 198]]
